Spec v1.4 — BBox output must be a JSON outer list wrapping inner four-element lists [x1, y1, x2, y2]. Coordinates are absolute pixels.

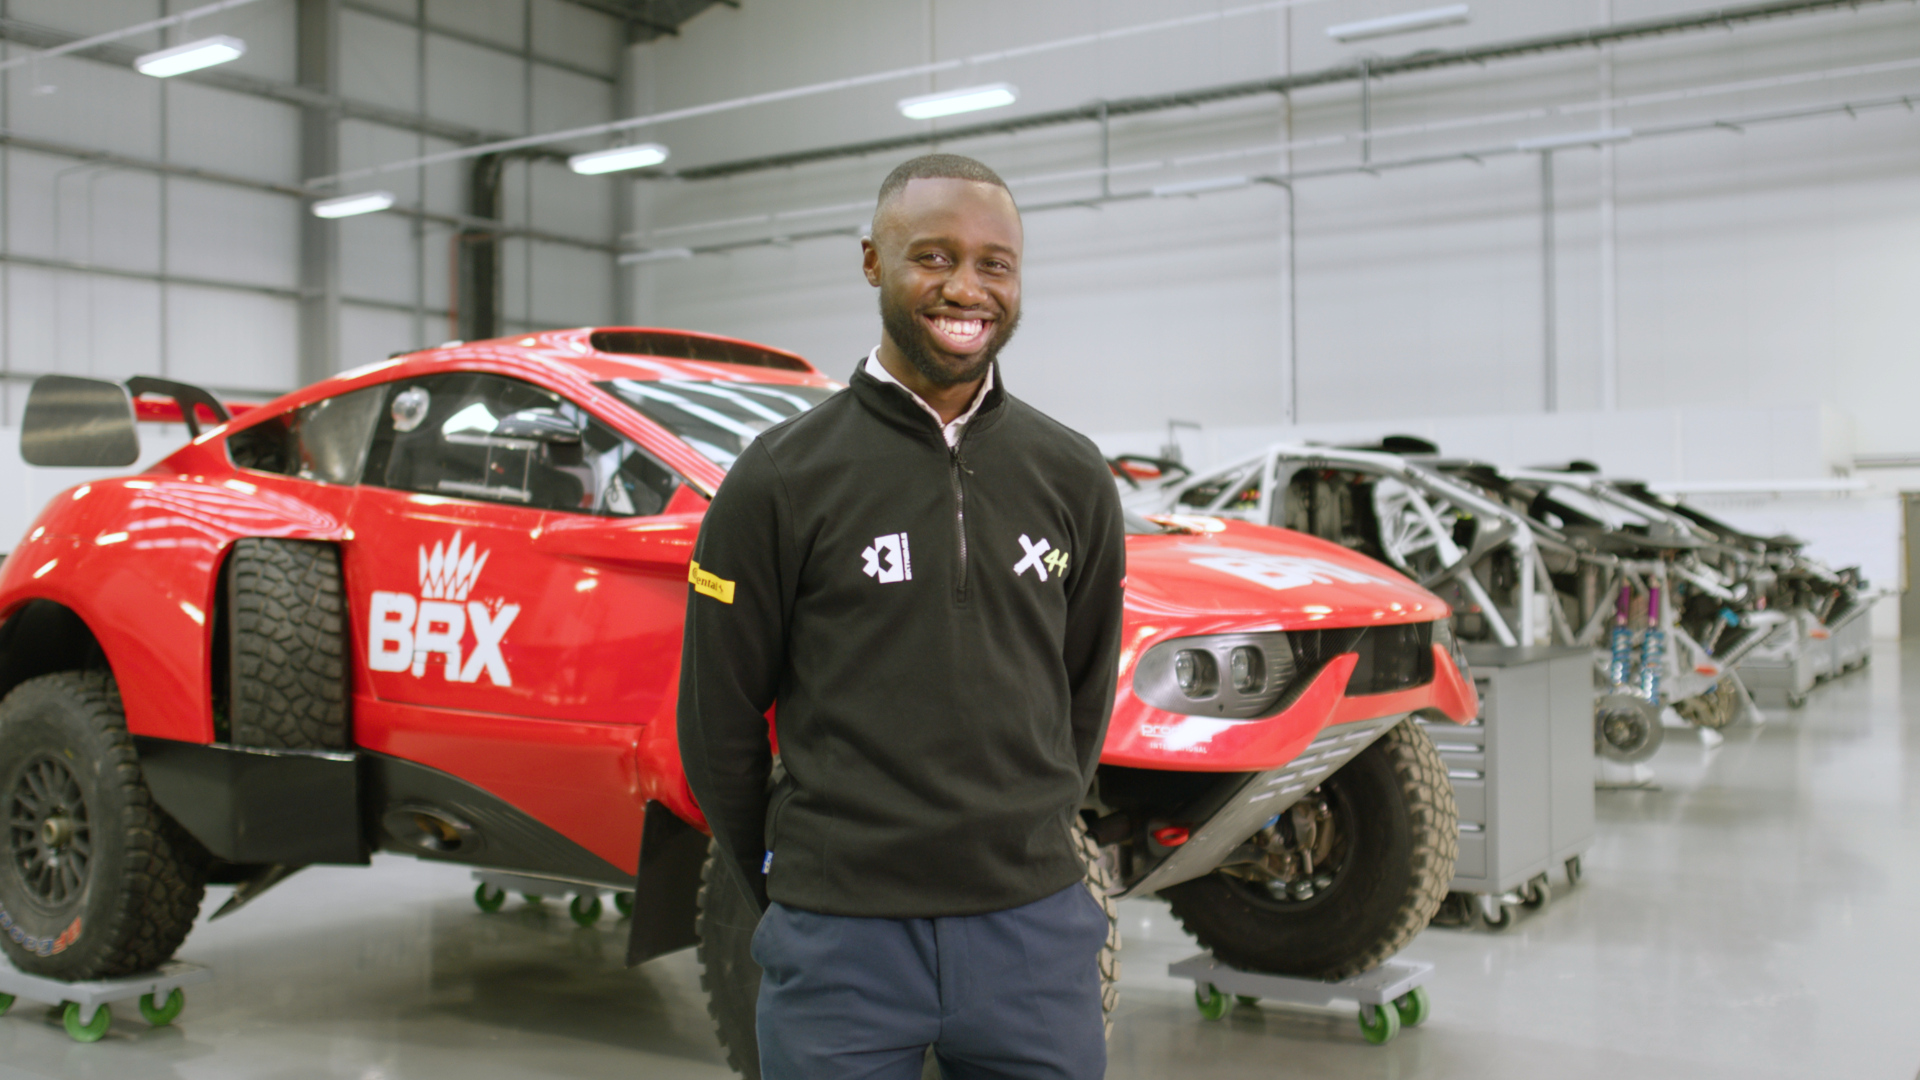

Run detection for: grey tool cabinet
[[1419, 644, 1594, 927]]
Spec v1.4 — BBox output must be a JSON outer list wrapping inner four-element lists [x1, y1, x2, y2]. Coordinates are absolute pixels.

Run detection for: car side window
[[361, 372, 682, 517], [226, 384, 385, 484]]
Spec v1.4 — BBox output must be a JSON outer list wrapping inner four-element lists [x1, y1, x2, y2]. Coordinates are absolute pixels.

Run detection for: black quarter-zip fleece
[[676, 360, 1127, 919]]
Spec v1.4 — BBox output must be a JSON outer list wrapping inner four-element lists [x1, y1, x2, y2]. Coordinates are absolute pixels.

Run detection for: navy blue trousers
[[751, 883, 1109, 1080]]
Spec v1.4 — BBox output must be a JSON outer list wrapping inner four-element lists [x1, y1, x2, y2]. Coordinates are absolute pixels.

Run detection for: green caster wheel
[[1236, 994, 1259, 1007], [0, 992, 13, 1016], [1393, 986, 1430, 1027], [140, 988, 186, 1027], [64, 1002, 111, 1043], [1358, 1002, 1400, 1045], [523, 893, 544, 905], [474, 883, 507, 913], [614, 891, 634, 918], [569, 893, 603, 927], [1193, 983, 1229, 1021]]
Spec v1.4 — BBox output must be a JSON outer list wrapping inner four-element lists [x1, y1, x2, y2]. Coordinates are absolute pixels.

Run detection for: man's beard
[[879, 291, 1021, 389]]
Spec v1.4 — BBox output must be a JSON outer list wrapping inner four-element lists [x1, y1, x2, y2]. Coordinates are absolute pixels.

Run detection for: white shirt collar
[[864, 347, 994, 449]]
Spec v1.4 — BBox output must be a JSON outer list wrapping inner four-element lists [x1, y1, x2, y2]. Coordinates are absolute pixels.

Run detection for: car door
[[345, 370, 697, 870]]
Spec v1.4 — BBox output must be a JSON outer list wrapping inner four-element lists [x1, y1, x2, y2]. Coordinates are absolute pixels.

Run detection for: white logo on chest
[[368, 531, 520, 685], [862, 532, 912, 584]]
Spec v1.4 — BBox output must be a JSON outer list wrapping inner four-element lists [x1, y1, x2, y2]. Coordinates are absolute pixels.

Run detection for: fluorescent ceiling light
[[618, 247, 695, 265], [311, 191, 397, 219], [897, 83, 1019, 121], [1515, 127, 1633, 151], [1152, 176, 1251, 198], [1327, 5, 1469, 42], [569, 143, 669, 175], [134, 34, 246, 78]]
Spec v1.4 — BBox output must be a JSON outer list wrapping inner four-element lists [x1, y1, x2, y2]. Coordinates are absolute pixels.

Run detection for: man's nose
[[942, 266, 989, 306]]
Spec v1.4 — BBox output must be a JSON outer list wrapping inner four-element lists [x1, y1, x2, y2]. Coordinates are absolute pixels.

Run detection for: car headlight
[[1172, 649, 1216, 698], [1432, 616, 1471, 680], [1135, 633, 1296, 719]]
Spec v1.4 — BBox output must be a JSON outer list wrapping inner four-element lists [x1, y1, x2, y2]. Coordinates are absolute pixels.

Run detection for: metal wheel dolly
[[470, 870, 635, 926], [0, 958, 211, 1042], [1170, 952, 1433, 1045]]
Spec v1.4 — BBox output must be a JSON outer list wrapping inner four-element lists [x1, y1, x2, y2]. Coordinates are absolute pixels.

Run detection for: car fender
[[0, 475, 346, 743]]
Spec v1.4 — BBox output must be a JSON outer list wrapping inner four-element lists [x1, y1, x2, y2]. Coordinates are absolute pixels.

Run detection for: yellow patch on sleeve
[[688, 561, 736, 604]]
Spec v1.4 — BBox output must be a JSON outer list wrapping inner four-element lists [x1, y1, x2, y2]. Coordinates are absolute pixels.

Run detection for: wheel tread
[[227, 539, 348, 750]]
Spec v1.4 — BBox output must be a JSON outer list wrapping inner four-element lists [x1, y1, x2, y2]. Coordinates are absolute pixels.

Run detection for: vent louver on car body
[[588, 330, 812, 372]]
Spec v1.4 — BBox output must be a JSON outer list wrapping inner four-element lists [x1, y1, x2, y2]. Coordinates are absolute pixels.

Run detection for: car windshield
[[598, 379, 839, 472]]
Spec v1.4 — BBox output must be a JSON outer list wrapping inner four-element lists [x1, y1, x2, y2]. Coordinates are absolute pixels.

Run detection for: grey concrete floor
[[5, 642, 1920, 1079]]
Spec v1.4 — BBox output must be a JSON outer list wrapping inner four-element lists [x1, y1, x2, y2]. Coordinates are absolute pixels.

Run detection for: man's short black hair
[[874, 154, 1013, 219]]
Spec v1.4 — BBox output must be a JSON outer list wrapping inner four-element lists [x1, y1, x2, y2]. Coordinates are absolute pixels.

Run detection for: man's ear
[[860, 235, 882, 286]]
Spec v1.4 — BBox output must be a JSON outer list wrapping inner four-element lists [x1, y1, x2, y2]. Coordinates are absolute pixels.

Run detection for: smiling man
[[678, 154, 1127, 1080]]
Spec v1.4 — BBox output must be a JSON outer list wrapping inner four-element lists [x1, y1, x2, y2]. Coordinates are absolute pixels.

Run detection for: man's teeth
[[932, 316, 985, 340]]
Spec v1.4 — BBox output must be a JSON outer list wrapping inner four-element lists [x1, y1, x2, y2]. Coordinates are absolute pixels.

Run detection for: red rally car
[[0, 328, 1474, 1052]]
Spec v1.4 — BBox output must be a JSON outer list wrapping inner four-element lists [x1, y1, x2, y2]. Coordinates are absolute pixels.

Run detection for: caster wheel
[[523, 893, 544, 905], [1481, 901, 1513, 931], [1236, 995, 1259, 1008], [139, 988, 185, 1027], [63, 1002, 110, 1043], [1394, 986, 1430, 1027], [1786, 692, 1808, 708], [569, 894, 603, 927], [474, 883, 507, 913], [1522, 872, 1551, 909], [1193, 983, 1229, 1021], [0, 992, 13, 1016], [1565, 855, 1583, 887], [1358, 1002, 1401, 1045], [614, 892, 634, 918]]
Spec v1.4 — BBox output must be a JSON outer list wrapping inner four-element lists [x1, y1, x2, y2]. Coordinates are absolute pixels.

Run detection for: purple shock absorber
[[1608, 582, 1634, 688], [1639, 582, 1665, 701]]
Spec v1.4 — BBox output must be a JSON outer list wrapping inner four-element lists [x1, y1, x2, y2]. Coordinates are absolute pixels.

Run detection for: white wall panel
[[10, 0, 159, 43], [341, 7, 422, 115], [531, 64, 610, 140], [528, 242, 612, 329], [427, 0, 526, 51], [628, 0, 1920, 466], [530, 160, 611, 241], [2, 268, 159, 382], [339, 302, 416, 371], [425, 33, 528, 135], [217, 0, 300, 85], [6, 57, 160, 158], [165, 181, 300, 290], [165, 82, 302, 186], [6, 150, 163, 272], [338, 211, 419, 305], [532, 0, 619, 77], [165, 286, 298, 392], [339, 119, 426, 204]]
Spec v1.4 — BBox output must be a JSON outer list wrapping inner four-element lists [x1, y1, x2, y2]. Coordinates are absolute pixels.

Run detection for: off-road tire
[[227, 538, 348, 750], [1674, 676, 1741, 731], [696, 819, 1120, 1080], [0, 671, 208, 979], [1163, 718, 1456, 980]]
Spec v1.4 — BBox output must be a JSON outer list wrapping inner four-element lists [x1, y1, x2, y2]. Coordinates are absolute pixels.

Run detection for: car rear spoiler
[[20, 374, 260, 467]]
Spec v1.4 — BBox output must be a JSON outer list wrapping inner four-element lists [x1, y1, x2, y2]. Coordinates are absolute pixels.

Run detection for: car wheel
[[226, 539, 348, 750], [696, 818, 1121, 1080], [1162, 718, 1457, 980], [0, 671, 208, 979]]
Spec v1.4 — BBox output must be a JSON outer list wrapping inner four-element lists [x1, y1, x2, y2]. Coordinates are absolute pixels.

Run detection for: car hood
[[1122, 519, 1448, 631]]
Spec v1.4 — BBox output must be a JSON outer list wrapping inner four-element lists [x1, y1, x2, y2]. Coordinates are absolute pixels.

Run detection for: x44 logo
[[369, 531, 520, 686], [1014, 534, 1070, 582]]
